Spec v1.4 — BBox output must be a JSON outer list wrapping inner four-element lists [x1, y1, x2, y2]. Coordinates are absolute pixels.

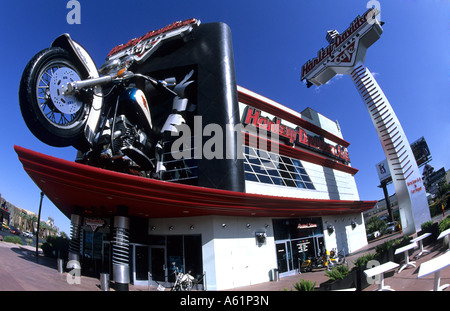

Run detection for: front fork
[[51, 34, 104, 149]]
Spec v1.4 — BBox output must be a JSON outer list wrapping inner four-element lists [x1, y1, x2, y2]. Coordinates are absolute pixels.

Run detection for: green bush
[[41, 236, 69, 258], [421, 220, 434, 231], [292, 279, 316, 291], [325, 264, 350, 281], [365, 217, 387, 235], [3, 235, 23, 245], [420, 220, 439, 239], [375, 239, 397, 255], [438, 217, 450, 233], [429, 195, 449, 217], [399, 235, 412, 246], [352, 253, 377, 269]]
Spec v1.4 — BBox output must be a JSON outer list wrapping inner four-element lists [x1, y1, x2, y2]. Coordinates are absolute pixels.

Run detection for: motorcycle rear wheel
[[19, 47, 89, 148]]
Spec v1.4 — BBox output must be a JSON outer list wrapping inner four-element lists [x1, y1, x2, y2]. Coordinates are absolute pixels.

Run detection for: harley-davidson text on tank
[[106, 18, 200, 63]]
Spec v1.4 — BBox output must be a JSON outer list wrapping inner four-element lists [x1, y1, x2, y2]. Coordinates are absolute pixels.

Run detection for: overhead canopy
[[15, 146, 376, 220]]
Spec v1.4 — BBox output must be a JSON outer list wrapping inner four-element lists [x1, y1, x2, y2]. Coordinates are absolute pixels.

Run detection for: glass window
[[184, 235, 203, 281], [279, 170, 292, 179], [267, 168, 281, 178], [278, 162, 289, 172], [243, 146, 316, 191], [302, 174, 313, 183], [244, 163, 252, 172], [247, 156, 261, 166], [283, 178, 297, 188], [296, 181, 306, 189], [295, 166, 307, 175], [252, 164, 270, 175], [256, 174, 273, 184], [167, 235, 183, 281], [305, 182, 316, 190], [245, 172, 259, 182], [271, 176, 285, 186]]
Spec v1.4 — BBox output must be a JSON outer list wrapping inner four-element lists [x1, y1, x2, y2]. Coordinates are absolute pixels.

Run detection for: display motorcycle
[[328, 248, 347, 268], [171, 263, 195, 291], [300, 254, 329, 273], [19, 19, 200, 178]]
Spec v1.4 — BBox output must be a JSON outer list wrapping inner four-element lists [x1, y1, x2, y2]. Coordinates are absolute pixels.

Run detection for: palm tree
[[20, 212, 29, 231], [30, 214, 38, 234]]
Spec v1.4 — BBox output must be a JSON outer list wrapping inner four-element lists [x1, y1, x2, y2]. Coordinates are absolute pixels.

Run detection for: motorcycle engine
[[95, 115, 154, 171]]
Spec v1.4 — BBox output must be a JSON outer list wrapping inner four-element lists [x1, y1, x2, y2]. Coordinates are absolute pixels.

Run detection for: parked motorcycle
[[300, 253, 329, 272], [327, 248, 347, 268], [171, 263, 195, 291], [18, 19, 200, 178]]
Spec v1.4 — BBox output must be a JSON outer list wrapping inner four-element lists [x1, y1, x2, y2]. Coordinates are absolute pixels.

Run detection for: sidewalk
[[232, 232, 450, 291], [0, 242, 101, 291], [0, 232, 448, 291]]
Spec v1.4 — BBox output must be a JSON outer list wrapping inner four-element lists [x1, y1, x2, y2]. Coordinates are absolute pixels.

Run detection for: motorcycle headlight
[[99, 56, 135, 75], [99, 59, 121, 75]]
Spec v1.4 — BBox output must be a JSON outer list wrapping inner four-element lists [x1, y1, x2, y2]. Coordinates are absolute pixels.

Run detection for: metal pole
[[380, 180, 394, 223], [35, 192, 44, 263]]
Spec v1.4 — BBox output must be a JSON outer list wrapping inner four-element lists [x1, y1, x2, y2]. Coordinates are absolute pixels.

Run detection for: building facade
[[17, 85, 374, 290], [16, 21, 375, 290]]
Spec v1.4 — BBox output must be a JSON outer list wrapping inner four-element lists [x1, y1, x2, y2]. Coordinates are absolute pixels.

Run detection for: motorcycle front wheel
[[19, 47, 89, 148]]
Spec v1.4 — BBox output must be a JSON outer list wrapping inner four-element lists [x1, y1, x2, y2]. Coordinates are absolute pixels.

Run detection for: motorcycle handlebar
[[62, 72, 177, 96]]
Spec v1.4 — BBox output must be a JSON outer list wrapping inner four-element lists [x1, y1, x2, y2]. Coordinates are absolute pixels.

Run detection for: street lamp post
[[35, 192, 44, 263]]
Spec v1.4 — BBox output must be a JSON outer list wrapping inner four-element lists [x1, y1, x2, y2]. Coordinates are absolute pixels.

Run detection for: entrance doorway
[[150, 246, 167, 285], [102, 235, 203, 287], [131, 244, 168, 286], [147, 235, 203, 287], [275, 236, 324, 276], [273, 217, 324, 277]]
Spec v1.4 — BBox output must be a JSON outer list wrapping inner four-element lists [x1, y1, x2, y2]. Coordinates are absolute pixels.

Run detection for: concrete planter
[[319, 269, 356, 291]]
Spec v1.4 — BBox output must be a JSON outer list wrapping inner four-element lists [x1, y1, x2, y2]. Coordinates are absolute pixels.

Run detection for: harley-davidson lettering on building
[[242, 106, 350, 163]]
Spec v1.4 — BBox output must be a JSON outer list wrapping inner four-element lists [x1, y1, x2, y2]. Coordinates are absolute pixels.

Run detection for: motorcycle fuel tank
[[119, 88, 152, 133]]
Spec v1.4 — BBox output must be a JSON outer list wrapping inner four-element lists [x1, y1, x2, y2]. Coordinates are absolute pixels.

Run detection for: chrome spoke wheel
[[36, 59, 86, 129]]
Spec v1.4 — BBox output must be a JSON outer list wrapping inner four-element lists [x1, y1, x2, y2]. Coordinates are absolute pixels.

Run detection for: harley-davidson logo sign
[[301, 8, 379, 81], [85, 218, 105, 232], [107, 18, 200, 61]]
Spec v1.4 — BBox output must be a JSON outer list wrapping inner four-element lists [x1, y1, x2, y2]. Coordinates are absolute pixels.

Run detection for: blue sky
[[1, 0, 449, 235]]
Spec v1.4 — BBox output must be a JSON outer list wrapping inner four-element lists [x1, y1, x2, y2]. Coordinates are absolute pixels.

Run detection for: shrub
[[421, 220, 434, 232], [375, 239, 397, 255], [399, 235, 412, 246], [439, 217, 450, 233], [325, 264, 350, 281], [352, 253, 377, 269], [41, 236, 69, 258], [3, 235, 23, 245], [429, 195, 449, 217], [291, 279, 316, 291], [365, 217, 388, 235]]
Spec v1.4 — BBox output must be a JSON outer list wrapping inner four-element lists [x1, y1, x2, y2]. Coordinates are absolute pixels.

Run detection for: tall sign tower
[[301, 8, 431, 235]]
